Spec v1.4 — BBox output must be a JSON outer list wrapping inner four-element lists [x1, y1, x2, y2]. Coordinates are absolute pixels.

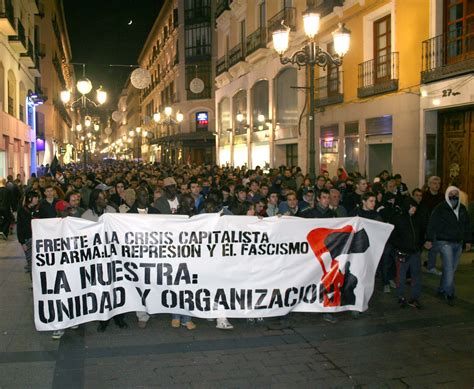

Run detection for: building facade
[[419, 0, 474, 200], [0, 0, 40, 180], [35, 0, 76, 166], [215, 0, 432, 190], [137, 0, 216, 165]]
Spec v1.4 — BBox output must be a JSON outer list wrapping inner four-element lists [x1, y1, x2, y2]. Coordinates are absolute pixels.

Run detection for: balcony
[[216, 55, 228, 76], [315, 71, 344, 108], [229, 43, 245, 67], [216, 0, 230, 19], [358, 52, 399, 98], [8, 18, 27, 53], [0, 0, 15, 35], [184, 6, 211, 24], [267, 7, 296, 42], [29, 54, 41, 77], [313, 0, 344, 18], [421, 28, 474, 84], [246, 27, 270, 63], [20, 38, 35, 67]]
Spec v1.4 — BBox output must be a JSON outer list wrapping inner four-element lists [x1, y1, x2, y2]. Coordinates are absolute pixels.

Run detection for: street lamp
[[272, 13, 351, 180], [153, 106, 184, 163], [60, 65, 107, 108]]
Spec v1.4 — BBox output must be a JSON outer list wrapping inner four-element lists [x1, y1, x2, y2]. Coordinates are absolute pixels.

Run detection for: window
[[251, 80, 269, 131], [185, 23, 211, 58], [374, 15, 391, 81], [327, 43, 340, 96], [233, 90, 247, 135], [445, 0, 474, 61], [286, 144, 298, 167], [218, 98, 231, 136], [344, 122, 359, 173], [275, 68, 298, 129], [320, 124, 339, 178]]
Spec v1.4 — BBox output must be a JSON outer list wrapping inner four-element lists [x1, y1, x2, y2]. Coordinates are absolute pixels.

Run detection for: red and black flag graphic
[[307, 226, 370, 307]]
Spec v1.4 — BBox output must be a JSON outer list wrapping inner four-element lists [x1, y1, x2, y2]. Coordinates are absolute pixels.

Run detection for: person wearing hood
[[425, 186, 471, 306]]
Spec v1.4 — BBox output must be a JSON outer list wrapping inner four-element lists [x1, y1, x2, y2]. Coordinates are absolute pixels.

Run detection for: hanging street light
[[272, 11, 351, 180]]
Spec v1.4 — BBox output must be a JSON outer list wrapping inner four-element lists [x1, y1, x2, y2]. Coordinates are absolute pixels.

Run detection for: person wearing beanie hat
[[425, 186, 472, 306]]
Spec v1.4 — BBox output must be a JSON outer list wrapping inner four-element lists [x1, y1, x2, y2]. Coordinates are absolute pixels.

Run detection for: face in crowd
[[362, 195, 376, 211], [68, 193, 81, 209], [268, 192, 279, 206], [429, 177, 441, 194], [286, 193, 298, 209], [357, 179, 368, 194], [329, 189, 340, 207], [318, 191, 330, 209]]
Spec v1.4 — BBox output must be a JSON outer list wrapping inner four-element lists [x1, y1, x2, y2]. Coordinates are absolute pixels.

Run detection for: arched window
[[251, 80, 269, 131], [7, 70, 16, 117], [275, 67, 298, 130], [19, 82, 26, 122], [232, 89, 247, 135], [218, 97, 230, 136]]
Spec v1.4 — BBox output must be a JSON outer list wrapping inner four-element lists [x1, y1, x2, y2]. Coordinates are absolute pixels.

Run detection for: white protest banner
[[32, 214, 393, 330]]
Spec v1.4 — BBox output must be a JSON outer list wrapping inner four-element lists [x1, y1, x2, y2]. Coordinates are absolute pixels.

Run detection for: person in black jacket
[[0, 178, 13, 239], [425, 186, 472, 306], [349, 192, 383, 221], [38, 185, 58, 219], [16, 191, 40, 274], [301, 189, 336, 219], [392, 198, 424, 308]]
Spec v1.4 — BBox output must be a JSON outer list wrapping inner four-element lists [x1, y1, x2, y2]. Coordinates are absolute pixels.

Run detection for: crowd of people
[[1, 161, 471, 339]]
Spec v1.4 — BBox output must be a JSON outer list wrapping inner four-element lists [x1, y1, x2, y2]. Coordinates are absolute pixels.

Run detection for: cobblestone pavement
[[0, 236, 473, 389]]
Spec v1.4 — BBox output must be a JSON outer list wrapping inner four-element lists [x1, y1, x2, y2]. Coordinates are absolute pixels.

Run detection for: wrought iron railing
[[267, 7, 296, 42], [216, 0, 230, 19], [358, 52, 399, 98], [9, 17, 26, 47], [313, 0, 344, 18], [315, 71, 343, 108], [229, 43, 245, 67], [246, 27, 267, 57], [421, 27, 474, 83], [0, 0, 14, 28], [21, 38, 34, 61], [216, 55, 228, 75]]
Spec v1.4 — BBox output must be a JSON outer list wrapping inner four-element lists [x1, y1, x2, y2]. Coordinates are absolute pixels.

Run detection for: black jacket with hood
[[426, 186, 471, 243]]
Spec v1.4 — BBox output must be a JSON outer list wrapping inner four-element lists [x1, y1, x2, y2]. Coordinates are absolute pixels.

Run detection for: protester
[[0, 178, 13, 239], [329, 188, 347, 217], [425, 186, 471, 306], [16, 191, 40, 274], [119, 188, 136, 213], [344, 177, 368, 213], [392, 198, 423, 308], [421, 176, 444, 275]]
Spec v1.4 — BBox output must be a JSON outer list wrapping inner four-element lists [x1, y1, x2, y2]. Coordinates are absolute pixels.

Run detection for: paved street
[[0, 235, 473, 389]]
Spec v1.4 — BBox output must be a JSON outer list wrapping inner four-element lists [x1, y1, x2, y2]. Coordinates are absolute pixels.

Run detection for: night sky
[[63, 0, 163, 111]]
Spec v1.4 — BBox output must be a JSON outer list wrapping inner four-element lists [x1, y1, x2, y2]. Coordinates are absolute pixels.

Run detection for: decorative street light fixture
[[59, 65, 107, 108], [153, 106, 184, 163], [272, 11, 351, 180]]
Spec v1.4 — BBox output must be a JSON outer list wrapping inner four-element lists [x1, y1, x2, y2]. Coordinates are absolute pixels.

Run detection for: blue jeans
[[436, 241, 463, 297], [172, 314, 191, 324], [396, 252, 422, 300], [426, 244, 439, 270]]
